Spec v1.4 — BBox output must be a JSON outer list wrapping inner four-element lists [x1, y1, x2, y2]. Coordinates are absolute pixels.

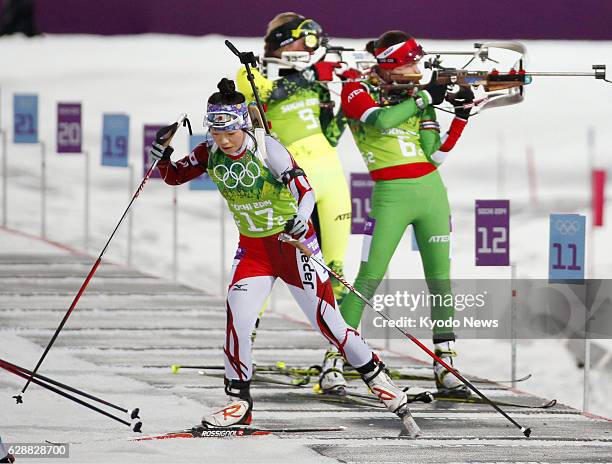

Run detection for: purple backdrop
[[24, 0, 612, 39]]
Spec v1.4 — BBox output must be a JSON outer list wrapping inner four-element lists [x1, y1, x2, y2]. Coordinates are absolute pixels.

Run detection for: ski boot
[[359, 355, 421, 438], [328, 260, 349, 306], [433, 340, 470, 398], [318, 345, 348, 395], [201, 378, 253, 427]]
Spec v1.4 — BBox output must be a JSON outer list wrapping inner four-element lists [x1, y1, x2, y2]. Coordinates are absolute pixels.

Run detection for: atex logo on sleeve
[[347, 88, 364, 102], [428, 235, 450, 243]]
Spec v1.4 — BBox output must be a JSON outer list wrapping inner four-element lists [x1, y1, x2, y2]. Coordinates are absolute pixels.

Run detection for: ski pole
[[280, 235, 532, 438], [0, 359, 139, 419], [224, 40, 271, 135], [2, 361, 142, 432], [15, 114, 190, 402]]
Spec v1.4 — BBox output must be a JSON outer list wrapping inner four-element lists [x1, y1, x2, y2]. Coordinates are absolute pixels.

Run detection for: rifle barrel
[[527, 71, 599, 77], [426, 50, 475, 56]]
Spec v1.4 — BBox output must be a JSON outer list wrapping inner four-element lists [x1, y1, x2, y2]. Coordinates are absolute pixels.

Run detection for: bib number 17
[[239, 208, 283, 232]]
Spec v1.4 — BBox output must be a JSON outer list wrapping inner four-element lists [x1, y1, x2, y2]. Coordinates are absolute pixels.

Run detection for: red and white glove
[[312, 61, 342, 81], [338, 68, 363, 81]]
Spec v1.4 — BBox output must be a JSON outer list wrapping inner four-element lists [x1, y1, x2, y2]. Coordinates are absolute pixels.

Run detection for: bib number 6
[[398, 136, 417, 158]]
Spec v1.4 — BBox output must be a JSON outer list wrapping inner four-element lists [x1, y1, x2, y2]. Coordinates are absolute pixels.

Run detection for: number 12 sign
[[549, 214, 585, 283], [475, 199, 510, 266]]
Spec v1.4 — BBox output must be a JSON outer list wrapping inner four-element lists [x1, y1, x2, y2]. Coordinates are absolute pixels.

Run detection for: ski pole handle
[[224, 40, 271, 135], [225, 39, 240, 57], [224, 40, 258, 67]]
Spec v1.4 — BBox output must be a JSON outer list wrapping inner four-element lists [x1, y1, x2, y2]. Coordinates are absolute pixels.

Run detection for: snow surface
[[0, 35, 611, 459]]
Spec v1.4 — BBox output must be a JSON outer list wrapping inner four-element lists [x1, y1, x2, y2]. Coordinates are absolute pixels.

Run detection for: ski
[[288, 391, 384, 408], [198, 370, 310, 387], [288, 391, 556, 410], [433, 395, 558, 409], [172, 362, 531, 385], [131, 425, 345, 441]]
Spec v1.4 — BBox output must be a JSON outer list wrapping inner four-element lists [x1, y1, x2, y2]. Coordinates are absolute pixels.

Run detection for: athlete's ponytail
[[208, 78, 246, 106]]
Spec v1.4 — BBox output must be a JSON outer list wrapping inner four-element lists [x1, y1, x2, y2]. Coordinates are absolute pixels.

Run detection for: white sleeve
[[264, 135, 315, 220]]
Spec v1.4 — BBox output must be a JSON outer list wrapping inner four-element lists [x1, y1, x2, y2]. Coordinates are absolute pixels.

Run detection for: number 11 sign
[[475, 199, 510, 266], [549, 214, 585, 283]]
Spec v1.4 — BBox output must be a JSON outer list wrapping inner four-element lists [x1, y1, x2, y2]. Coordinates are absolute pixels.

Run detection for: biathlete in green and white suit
[[152, 78, 419, 429], [340, 31, 474, 396]]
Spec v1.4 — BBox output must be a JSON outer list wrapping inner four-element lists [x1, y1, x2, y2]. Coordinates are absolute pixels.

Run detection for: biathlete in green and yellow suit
[[236, 12, 354, 392], [340, 31, 474, 396]]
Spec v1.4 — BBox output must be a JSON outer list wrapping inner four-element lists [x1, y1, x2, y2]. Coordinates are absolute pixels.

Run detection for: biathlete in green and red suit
[[340, 31, 475, 396]]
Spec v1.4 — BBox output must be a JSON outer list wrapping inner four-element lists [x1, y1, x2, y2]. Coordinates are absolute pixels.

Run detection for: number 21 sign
[[549, 214, 585, 283], [13, 94, 38, 144], [475, 199, 510, 266]]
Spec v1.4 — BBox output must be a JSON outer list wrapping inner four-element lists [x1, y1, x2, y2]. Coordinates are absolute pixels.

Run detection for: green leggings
[[340, 170, 455, 340]]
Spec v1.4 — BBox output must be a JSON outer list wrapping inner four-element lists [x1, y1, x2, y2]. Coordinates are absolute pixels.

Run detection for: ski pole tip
[[13, 394, 23, 404], [170, 364, 180, 374], [132, 421, 143, 433], [521, 427, 532, 438], [129, 408, 140, 419]]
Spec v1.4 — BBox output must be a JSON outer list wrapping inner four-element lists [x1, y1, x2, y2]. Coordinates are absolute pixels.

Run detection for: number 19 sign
[[549, 214, 585, 283], [102, 114, 129, 167], [475, 199, 510, 266]]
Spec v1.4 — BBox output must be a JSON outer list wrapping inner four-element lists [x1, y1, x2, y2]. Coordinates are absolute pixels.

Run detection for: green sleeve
[[316, 84, 346, 147], [419, 106, 441, 158], [236, 66, 273, 102], [364, 91, 430, 130]]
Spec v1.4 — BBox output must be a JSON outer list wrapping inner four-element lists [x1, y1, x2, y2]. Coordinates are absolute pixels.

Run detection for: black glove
[[150, 142, 174, 162], [421, 72, 448, 105], [284, 214, 309, 239], [448, 86, 475, 120]]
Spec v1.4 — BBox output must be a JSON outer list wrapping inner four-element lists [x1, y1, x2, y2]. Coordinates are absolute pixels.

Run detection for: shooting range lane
[[1, 228, 610, 463]]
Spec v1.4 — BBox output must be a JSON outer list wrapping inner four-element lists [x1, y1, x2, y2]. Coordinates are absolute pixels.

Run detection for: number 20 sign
[[549, 214, 585, 283], [475, 200, 510, 266], [57, 103, 82, 153]]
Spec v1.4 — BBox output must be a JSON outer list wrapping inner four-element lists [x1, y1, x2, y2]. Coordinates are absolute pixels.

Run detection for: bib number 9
[[298, 108, 319, 130]]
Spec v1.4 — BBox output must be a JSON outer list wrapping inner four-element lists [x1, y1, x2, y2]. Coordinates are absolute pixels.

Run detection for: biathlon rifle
[[381, 41, 609, 113]]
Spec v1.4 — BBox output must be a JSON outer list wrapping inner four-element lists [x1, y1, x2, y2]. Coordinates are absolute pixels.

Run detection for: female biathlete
[[151, 79, 416, 428], [236, 12, 352, 392], [340, 31, 474, 397]]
